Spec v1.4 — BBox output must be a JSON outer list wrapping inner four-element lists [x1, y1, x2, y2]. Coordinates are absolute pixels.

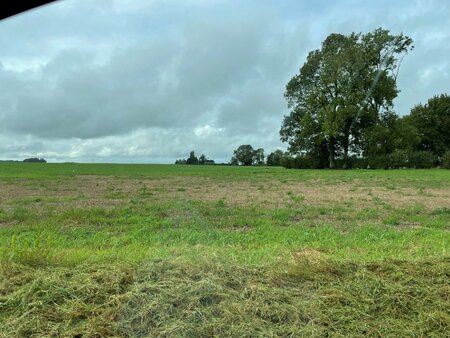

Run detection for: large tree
[[232, 145, 254, 166], [186, 151, 199, 165], [266, 150, 285, 166], [254, 148, 265, 165], [406, 94, 450, 157], [231, 145, 264, 166], [199, 154, 207, 165], [280, 28, 413, 168]]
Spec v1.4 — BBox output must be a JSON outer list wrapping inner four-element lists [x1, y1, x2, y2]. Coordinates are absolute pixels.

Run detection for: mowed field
[[0, 163, 449, 337]]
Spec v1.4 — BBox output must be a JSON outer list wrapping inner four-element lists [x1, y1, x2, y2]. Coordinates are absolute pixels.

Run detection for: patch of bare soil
[[394, 222, 422, 230], [0, 176, 449, 211]]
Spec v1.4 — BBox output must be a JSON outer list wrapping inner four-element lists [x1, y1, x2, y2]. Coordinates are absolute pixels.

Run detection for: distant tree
[[231, 145, 265, 166], [281, 28, 413, 168], [406, 94, 450, 157], [266, 150, 285, 166], [230, 156, 239, 165], [23, 157, 46, 163], [199, 154, 207, 165], [443, 150, 450, 169], [232, 145, 255, 166], [254, 148, 265, 165], [186, 151, 199, 165], [177, 152, 215, 165]]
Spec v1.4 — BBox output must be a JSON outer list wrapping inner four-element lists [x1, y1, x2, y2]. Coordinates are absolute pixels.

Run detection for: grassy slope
[[0, 163, 449, 337]]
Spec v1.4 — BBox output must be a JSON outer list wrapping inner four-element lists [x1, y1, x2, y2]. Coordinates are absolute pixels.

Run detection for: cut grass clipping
[[1, 257, 448, 337]]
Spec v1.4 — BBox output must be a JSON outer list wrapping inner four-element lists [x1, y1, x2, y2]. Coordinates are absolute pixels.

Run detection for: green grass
[[1, 161, 449, 183], [0, 163, 449, 336]]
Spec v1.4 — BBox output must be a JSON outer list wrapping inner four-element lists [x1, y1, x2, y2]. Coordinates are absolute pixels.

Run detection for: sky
[[0, 0, 449, 163]]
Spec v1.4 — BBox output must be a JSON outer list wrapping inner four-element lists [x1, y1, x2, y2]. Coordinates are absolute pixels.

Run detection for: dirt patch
[[394, 222, 422, 230], [0, 175, 449, 212]]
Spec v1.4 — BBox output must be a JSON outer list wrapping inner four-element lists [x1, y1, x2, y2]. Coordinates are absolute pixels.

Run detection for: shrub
[[266, 150, 284, 166], [280, 155, 295, 169], [281, 154, 320, 169], [389, 149, 409, 168], [442, 150, 450, 169], [367, 155, 389, 169], [408, 151, 436, 168], [294, 155, 315, 169], [348, 156, 369, 169]]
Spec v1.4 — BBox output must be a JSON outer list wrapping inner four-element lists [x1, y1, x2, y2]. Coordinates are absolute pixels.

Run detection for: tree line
[[175, 147, 285, 166], [177, 28, 449, 169], [23, 157, 47, 163], [175, 151, 215, 165], [279, 28, 449, 169]]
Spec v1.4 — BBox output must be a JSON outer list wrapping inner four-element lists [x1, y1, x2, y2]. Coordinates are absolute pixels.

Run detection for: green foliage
[[407, 94, 450, 157], [229, 156, 239, 165], [389, 149, 409, 168], [408, 151, 436, 168], [232, 144, 254, 165], [280, 154, 320, 169], [362, 112, 420, 158], [176, 152, 214, 165], [266, 150, 285, 166], [443, 150, 450, 169], [186, 151, 199, 165], [280, 150, 436, 170], [348, 156, 368, 169], [231, 145, 265, 165], [367, 155, 390, 169], [364, 151, 436, 169], [23, 157, 47, 163], [281, 28, 413, 168], [253, 148, 265, 165]]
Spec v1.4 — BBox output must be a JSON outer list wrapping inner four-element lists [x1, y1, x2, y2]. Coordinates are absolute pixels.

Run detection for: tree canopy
[[280, 28, 413, 168], [406, 94, 450, 157], [231, 145, 265, 166], [23, 157, 47, 163], [186, 151, 199, 165], [266, 150, 285, 166], [171, 28, 448, 170]]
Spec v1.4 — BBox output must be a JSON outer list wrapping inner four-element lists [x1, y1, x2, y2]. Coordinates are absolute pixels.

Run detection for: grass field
[[0, 163, 449, 337]]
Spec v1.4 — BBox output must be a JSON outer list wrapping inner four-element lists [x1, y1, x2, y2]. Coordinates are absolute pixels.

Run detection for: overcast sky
[[0, 0, 449, 163]]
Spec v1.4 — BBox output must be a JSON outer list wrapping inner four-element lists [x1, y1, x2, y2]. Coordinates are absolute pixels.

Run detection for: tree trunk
[[343, 130, 350, 169], [329, 137, 336, 169]]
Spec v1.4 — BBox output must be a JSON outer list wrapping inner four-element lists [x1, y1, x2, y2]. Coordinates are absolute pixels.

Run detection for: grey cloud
[[0, 0, 449, 162], [1, 3, 306, 140]]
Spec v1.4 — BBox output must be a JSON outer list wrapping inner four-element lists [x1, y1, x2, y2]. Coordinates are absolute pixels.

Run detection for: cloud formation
[[0, 0, 449, 163]]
